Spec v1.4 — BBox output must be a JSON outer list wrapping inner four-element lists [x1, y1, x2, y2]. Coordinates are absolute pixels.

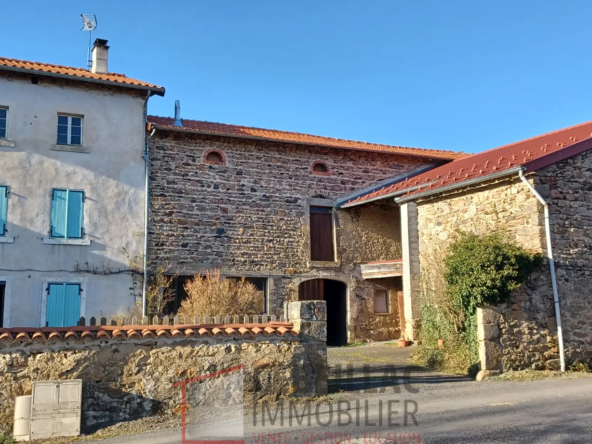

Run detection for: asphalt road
[[82, 375, 592, 444]]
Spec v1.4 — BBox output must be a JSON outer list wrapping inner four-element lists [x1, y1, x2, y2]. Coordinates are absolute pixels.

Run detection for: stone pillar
[[401, 202, 421, 340], [286, 301, 328, 396], [476, 306, 503, 381]]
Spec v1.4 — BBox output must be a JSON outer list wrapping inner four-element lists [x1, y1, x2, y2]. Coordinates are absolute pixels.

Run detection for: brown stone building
[[345, 119, 592, 370], [146, 115, 462, 345]]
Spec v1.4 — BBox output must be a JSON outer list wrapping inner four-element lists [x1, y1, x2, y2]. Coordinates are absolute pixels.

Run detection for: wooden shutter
[[0, 186, 7, 236], [50, 190, 67, 238], [46, 284, 81, 327], [310, 207, 334, 261], [66, 191, 84, 239]]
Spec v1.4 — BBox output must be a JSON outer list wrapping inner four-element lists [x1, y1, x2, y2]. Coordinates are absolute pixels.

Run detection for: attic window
[[311, 161, 330, 176], [204, 150, 226, 165]]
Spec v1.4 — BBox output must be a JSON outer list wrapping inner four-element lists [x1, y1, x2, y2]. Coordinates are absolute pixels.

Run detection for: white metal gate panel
[[30, 380, 82, 440]]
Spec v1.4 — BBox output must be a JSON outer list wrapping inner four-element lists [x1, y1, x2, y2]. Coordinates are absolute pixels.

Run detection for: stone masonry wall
[[537, 149, 592, 364], [149, 132, 428, 343], [416, 178, 559, 370], [149, 133, 424, 274], [339, 203, 402, 264]]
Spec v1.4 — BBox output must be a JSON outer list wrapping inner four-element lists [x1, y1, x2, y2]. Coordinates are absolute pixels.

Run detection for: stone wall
[[537, 149, 592, 364], [338, 203, 401, 264], [0, 306, 327, 430], [149, 132, 424, 342], [415, 177, 558, 370]]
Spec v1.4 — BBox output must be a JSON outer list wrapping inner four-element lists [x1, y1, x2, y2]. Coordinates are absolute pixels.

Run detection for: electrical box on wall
[[29, 380, 82, 440]]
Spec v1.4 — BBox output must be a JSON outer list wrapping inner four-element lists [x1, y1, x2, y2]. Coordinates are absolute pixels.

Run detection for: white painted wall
[[0, 77, 146, 327]]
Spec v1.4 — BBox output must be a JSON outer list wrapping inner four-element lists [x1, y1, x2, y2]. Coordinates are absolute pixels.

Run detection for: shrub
[[413, 230, 543, 375], [178, 269, 261, 318], [445, 231, 543, 321]]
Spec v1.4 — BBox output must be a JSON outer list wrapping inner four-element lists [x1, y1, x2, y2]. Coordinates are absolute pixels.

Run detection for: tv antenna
[[80, 14, 97, 70]]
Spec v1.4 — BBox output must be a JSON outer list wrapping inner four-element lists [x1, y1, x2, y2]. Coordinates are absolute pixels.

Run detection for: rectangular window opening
[[0, 282, 5, 328], [57, 115, 83, 146], [310, 206, 335, 261], [46, 283, 81, 327], [50, 189, 84, 239], [374, 289, 389, 314], [0, 108, 7, 139]]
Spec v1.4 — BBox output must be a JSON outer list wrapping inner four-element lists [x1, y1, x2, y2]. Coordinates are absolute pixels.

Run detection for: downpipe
[[519, 169, 566, 372], [142, 91, 156, 318]]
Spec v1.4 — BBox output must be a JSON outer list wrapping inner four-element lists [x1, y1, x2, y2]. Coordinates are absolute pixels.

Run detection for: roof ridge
[[0, 56, 128, 78], [477, 119, 592, 155], [148, 115, 464, 156]]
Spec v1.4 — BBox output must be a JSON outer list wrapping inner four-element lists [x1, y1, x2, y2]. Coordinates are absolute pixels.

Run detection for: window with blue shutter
[[50, 189, 84, 238], [46, 283, 81, 327], [0, 186, 7, 236]]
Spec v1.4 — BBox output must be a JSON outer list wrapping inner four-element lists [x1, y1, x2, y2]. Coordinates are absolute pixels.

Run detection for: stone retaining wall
[[0, 302, 327, 431]]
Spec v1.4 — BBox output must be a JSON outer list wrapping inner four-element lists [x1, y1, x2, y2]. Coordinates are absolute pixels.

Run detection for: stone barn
[[145, 115, 462, 344], [343, 119, 592, 370]]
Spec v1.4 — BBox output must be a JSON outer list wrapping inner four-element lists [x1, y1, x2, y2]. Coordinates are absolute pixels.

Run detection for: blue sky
[[2, 1, 592, 153]]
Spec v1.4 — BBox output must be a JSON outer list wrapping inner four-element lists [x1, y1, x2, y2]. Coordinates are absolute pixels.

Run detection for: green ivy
[[445, 231, 543, 321], [413, 230, 543, 375]]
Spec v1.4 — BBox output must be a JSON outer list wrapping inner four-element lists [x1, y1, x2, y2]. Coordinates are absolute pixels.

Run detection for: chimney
[[91, 39, 109, 74], [173, 100, 183, 127]]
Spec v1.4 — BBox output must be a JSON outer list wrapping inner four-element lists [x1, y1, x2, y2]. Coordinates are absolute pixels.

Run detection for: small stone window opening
[[204, 150, 225, 165], [374, 290, 389, 314], [311, 161, 330, 176]]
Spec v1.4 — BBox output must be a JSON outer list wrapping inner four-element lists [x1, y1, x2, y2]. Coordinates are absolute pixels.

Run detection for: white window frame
[[57, 114, 83, 146], [40, 277, 87, 328]]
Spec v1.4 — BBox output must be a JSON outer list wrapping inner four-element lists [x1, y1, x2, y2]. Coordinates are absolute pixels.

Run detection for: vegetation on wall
[[413, 231, 543, 374]]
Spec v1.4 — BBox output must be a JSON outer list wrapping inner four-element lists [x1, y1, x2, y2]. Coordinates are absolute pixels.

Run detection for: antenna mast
[[80, 14, 98, 70]]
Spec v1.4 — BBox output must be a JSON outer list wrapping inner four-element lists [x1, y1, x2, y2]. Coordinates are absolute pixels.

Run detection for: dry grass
[[178, 270, 261, 318]]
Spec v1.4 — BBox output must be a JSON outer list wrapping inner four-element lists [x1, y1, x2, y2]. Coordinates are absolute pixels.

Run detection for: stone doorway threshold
[[327, 343, 470, 393]]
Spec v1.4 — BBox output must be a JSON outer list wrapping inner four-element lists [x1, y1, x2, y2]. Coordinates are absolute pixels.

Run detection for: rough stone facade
[[537, 149, 592, 364], [149, 132, 425, 342], [416, 177, 559, 370]]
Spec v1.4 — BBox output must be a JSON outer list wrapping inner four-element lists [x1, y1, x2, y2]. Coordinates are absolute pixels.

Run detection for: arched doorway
[[298, 279, 348, 346]]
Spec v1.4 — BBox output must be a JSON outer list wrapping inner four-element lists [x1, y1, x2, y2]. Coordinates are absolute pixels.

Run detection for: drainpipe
[[141, 91, 154, 318], [519, 169, 566, 372]]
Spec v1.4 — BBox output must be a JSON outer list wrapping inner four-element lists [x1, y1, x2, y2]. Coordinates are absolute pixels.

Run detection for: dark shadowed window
[[310, 206, 334, 261], [312, 162, 329, 174], [205, 151, 224, 164], [374, 290, 389, 313], [0, 283, 4, 328]]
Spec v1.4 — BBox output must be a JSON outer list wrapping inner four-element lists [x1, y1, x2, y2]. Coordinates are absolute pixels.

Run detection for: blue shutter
[[66, 191, 84, 238], [46, 283, 81, 327], [0, 186, 7, 236], [46, 284, 66, 327], [63, 284, 81, 327], [50, 190, 67, 238]]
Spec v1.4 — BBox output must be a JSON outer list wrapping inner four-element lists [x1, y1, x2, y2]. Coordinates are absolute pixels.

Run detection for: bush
[[445, 231, 543, 320], [413, 231, 543, 374], [0, 434, 16, 444], [178, 269, 261, 318]]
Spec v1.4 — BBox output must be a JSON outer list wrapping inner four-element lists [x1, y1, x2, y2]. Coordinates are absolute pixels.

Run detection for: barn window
[[310, 206, 334, 261], [374, 290, 389, 313], [204, 150, 225, 165], [311, 161, 330, 175]]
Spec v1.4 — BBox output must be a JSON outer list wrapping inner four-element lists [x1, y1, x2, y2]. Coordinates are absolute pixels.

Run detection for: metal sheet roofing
[[343, 119, 592, 206], [148, 116, 465, 160]]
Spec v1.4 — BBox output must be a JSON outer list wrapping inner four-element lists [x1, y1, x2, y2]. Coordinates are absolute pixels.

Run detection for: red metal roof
[[0, 56, 164, 94], [344, 119, 592, 206], [0, 322, 297, 342], [148, 116, 465, 160]]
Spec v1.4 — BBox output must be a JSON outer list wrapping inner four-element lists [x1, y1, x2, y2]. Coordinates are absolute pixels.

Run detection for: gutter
[[395, 167, 523, 204], [519, 170, 566, 372], [148, 123, 460, 162], [0, 65, 165, 96], [142, 92, 157, 317]]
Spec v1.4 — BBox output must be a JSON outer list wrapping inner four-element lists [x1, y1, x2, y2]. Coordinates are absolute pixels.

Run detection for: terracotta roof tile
[[147, 116, 464, 160], [0, 57, 164, 94], [0, 323, 298, 343], [344, 119, 592, 205]]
